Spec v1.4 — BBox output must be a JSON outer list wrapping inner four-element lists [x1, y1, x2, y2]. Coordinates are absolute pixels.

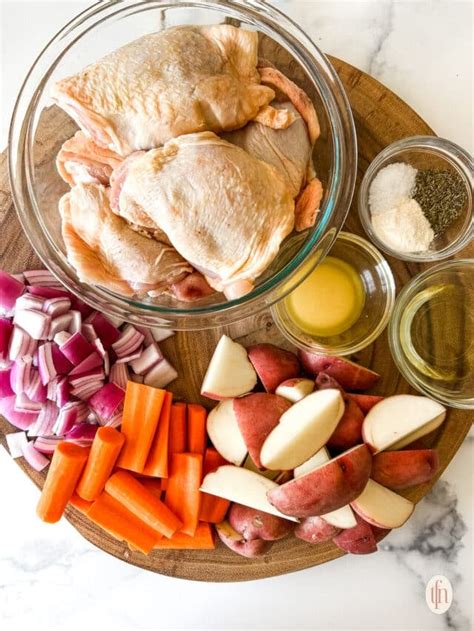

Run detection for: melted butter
[[285, 256, 365, 337]]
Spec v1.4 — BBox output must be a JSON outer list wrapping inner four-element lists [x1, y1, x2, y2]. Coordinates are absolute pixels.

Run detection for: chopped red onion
[[74, 401, 90, 423], [84, 312, 120, 349], [37, 342, 57, 385], [12, 273, 25, 283], [89, 382, 125, 422], [28, 400, 59, 437], [151, 327, 175, 343], [103, 351, 110, 376], [70, 295, 93, 318], [109, 362, 129, 390], [0, 369, 14, 398], [16, 293, 46, 312], [112, 324, 144, 359], [53, 402, 78, 436], [28, 285, 69, 299], [26, 369, 47, 403], [43, 297, 71, 316], [34, 436, 60, 455], [104, 314, 124, 328], [81, 323, 97, 343], [21, 441, 50, 471], [143, 359, 178, 388], [14, 393, 42, 414], [105, 409, 123, 428], [129, 342, 163, 375], [69, 366, 105, 388], [8, 326, 37, 362], [68, 310, 82, 334], [0, 395, 37, 430], [69, 351, 103, 376], [70, 379, 104, 401], [58, 331, 95, 365], [135, 325, 155, 346], [51, 343, 73, 374], [0, 318, 13, 367], [13, 309, 51, 340], [0, 270, 25, 313], [115, 350, 142, 364], [10, 358, 33, 394], [48, 313, 73, 339], [65, 422, 98, 445], [54, 330, 71, 347], [56, 377, 70, 408], [23, 269, 62, 287], [6, 431, 28, 458]]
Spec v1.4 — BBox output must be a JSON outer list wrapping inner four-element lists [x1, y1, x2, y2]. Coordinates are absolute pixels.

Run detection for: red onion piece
[[51, 343, 73, 374], [56, 377, 70, 408], [105, 314, 124, 328], [34, 436, 60, 455], [28, 285, 69, 299], [13, 309, 51, 340], [115, 350, 142, 364], [84, 312, 120, 349], [0, 395, 37, 430], [43, 297, 71, 316], [6, 431, 28, 458], [112, 324, 144, 358], [21, 441, 50, 471], [89, 382, 125, 422], [10, 358, 33, 394], [68, 310, 82, 334], [0, 270, 25, 313], [54, 330, 71, 347], [69, 351, 103, 376], [26, 369, 47, 403], [81, 323, 97, 343], [16, 294, 46, 312], [105, 409, 123, 428], [74, 401, 90, 423], [135, 325, 155, 346], [143, 359, 178, 388], [8, 326, 37, 362], [38, 342, 57, 385], [69, 366, 105, 387], [109, 362, 129, 390], [53, 402, 78, 436], [65, 422, 98, 445], [23, 269, 62, 287], [0, 369, 14, 398], [70, 295, 93, 318], [28, 400, 59, 437], [0, 318, 13, 367], [151, 327, 174, 343], [70, 379, 104, 401], [48, 313, 73, 339], [15, 392, 42, 414], [129, 342, 163, 375], [59, 332, 95, 365], [12, 273, 25, 283]]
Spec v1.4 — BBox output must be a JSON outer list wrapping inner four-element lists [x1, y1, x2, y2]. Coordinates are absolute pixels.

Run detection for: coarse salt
[[372, 199, 434, 252], [369, 162, 418, 215]]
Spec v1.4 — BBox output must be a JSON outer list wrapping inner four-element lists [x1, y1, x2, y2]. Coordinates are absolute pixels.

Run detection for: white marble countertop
[[0, 2, 472, 630]]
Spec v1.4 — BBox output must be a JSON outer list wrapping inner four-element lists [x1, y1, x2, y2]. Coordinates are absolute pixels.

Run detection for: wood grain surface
[[0, 55, 471, 582]]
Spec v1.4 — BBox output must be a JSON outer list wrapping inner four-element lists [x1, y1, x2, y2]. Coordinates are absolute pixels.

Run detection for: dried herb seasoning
[[413, 169, 467, 236]]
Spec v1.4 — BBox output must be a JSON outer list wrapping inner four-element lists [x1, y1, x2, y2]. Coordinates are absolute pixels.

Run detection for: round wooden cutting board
[[0, 57, 471, 582]]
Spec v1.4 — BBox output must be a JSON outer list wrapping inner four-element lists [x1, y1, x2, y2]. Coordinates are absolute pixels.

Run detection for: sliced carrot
[[142, 391, 173, 477], [87, 491, 158, 554], [106, 470, 182, 538], [76, 427, 125, 501], [140, 478, 162, 500], [165, 453, 202, 536], [69, 493, 93, 515], [161, 478, 168, 492], [154, 522, 215, 550], [187, 403, 207, 455], [168, 402, 187, 455], [117, 382, 166, 473], [199, 448, 230, 523], [37, 441, 89, 523]]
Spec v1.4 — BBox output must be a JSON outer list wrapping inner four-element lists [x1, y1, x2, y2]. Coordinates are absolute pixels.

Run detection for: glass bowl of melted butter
[[271, 232, 396, 355]]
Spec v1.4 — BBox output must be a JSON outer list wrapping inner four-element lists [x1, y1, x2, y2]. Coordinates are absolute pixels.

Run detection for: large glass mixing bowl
[[9, 0, 357, 330]]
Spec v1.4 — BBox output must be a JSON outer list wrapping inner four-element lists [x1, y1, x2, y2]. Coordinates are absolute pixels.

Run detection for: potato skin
[[332, 515, 377, 554], [229, 503, 294, 541], [216, 521, 273, 558], [248, 344, 300, 393], [267, 444, 372, 518], [299, 351, 380, 391], [327, 396, 365, 451], [294, 516, 341, 544], [346, 394, 384, 413], [372, 449, 439, 490]]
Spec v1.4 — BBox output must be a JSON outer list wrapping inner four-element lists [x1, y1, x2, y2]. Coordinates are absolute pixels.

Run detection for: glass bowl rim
[[358, 135, 473, 263], [8, 0, 357, 329], [388, 257, 474, 409], [271, 230, 396, 356]]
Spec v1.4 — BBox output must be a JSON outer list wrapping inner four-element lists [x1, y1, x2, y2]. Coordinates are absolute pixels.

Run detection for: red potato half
[[371, 449, 439, 490], [299, 351, 380, 391], [295, 516, 341, 544], [267, 444, 372, 518], [247, 344, 300, 393], [206, 399, 247, 466], [351, 479, 414, 529], [216, 520, 273, 558], [233, 393, 291, 469], [201, 335, 257, 400], [228, 503, 295, 541], [275, 377, 314, 403], [346, 393, 384, 414], [332, 514, 377, 555]]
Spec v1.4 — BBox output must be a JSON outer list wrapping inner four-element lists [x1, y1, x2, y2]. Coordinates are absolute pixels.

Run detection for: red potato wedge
[[201, 335, 257, 400], [294, 447, 330, 478], [346, 394, 384, 414], [216, 520, 273, 558], [207, 399, 247, 466], [351, 479, 414, 528], [371, 449, 439, 490], [321, 504, 357, 529], [371, 525, 391, 543], [295, 516, 341, 544], [362, 395, 446, 453], [229, 503, 294, 541], [275, 377, 314, 403], [242, 454, 281, 480], [233, 393, 291, 469], [299, 351, 380, 391], [314, 372, 344, 393], [247, 344, 300, 393], [327, 396, 365, 451], [267, 444, 372, 518], [332, 514, 377, 554]]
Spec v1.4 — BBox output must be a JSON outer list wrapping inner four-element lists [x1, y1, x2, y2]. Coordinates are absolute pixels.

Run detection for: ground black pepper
[[413, 169, 467, 236]]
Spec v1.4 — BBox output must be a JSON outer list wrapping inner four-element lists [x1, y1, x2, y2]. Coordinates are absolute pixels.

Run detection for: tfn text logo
[[425, 575, 453, 614]]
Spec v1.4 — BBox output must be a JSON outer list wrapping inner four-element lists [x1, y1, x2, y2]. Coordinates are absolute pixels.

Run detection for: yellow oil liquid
[[285, 256, 365, 337]]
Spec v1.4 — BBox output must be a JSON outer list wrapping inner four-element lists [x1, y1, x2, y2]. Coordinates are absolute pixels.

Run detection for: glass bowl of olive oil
[[271, 232, 396, 355], [389, 259, 473, 409]]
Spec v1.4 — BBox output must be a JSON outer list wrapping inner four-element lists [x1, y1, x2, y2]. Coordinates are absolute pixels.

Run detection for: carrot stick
[[106, 470, 182, 538], [168, 402, 187, 455], [69, 493, 93, 515], [154, 522, 215, 550], [117, 382, 166, 473], [142, 391, 173, 477], [165, 453, 202, 536], [140, 478, 162, 500], [87, 491, 158, 554], [187, 403, 207, 455], [199, 448, 231, 523], [76, 427, 125, 501], [37, 442, 89, 523], [161, 478, 168, 491]]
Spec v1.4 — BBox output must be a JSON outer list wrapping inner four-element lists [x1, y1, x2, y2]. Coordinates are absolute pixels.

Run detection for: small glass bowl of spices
[[358, 136, 472, 261], [271, 232, 396, 355]]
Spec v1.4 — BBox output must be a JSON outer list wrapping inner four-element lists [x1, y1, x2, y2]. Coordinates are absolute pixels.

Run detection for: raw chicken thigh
[[110, 132, 295, 298], [52, 25, 275, 155], [57, 131, 122, 186]]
